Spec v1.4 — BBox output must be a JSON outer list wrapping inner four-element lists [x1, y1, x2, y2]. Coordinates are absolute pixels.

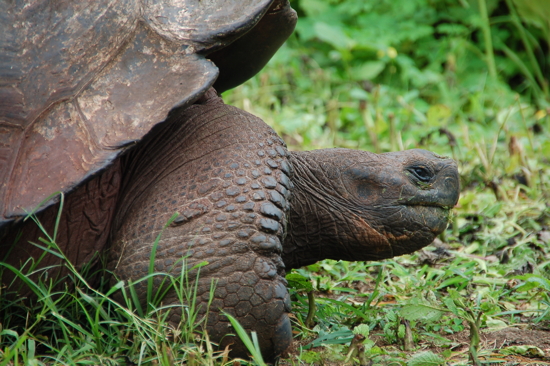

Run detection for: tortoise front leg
[[110, 221, 292, 359], [108, 97, 294, 360]]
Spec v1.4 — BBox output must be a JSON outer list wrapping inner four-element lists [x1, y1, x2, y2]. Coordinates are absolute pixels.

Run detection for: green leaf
[[483, 202, 503, 218], [515, 274, 550, 292], [484, 317, 508, 332], [300, 351, 322, 363], [286, 273, 313, 291], [426, 105, 451, 127], [443, 297, 459, 316], [349, 87, 370, 100], [352, 61, 386, 81], [436, 23, 469, 36], [400, 304, 446, 322], [352, 324, 370, 337], [224, 312, 267, 366], [437, 275, 469, 289], [306, 328, 354, 348], [313, 22, 354, 50], [407, 351, 446, 366], [511, 0, 550, 30], [300, 0, 331, 17], [501, 345, 545, 357], [397, 323, 405, 339]]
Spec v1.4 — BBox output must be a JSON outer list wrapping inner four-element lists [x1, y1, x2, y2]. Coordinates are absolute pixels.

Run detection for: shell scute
[[0, 0, 273, 223]]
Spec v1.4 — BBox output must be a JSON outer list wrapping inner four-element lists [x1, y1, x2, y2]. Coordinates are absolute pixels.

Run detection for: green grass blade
[[223, 312, 267, 366]]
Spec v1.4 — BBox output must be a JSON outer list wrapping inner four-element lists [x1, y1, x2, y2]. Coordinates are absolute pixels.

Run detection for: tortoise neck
[[282, 150, 392, 270], [283, 151, 356, 269]]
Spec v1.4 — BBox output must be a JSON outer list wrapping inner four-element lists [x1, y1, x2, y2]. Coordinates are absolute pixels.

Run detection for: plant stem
[[306, 291, 317, 328], [505, 0, 549, 98], [402, 319, 414, 351], [468, 309, 483, 366], [478, 0, 497, 79]]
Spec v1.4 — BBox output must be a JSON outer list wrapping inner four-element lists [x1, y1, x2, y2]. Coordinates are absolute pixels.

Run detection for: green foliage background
[[226, 0, 549, 153]]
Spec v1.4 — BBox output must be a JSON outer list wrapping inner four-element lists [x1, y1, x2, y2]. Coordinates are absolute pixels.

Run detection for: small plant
[[0, 199, 224, 365], [286, 271, 316, 328]]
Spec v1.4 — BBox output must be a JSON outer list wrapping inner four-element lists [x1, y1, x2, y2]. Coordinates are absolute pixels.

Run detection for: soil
[[445, 327, 550, 365], [280, 326, 550, 365]]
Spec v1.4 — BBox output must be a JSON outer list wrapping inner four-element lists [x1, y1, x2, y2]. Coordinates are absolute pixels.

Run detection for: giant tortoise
[[0, 0, 460, 361]]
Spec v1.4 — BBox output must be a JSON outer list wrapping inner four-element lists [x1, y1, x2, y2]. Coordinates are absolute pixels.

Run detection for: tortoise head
[[284, 148, 459, 268]]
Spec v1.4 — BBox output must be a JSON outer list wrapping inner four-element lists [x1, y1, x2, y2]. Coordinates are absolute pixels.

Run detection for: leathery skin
[[109, 90, 293, 360]]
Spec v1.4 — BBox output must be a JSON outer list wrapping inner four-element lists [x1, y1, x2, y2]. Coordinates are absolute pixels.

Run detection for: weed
[[0, 200, 226, 365]]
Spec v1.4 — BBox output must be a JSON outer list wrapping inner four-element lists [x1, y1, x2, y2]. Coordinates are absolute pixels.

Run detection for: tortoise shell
[[0, 0, 295, 226]]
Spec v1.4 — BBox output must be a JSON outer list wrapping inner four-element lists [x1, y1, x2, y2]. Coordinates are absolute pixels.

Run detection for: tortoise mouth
[[403, 204, 453, 232], [398, 192, 458, 210], [374, 203, 451, 237], [402, 201, 453, 210], [383, 205, 452, 253], [363, 204, 452, 258], [403, 202, 451, 214]]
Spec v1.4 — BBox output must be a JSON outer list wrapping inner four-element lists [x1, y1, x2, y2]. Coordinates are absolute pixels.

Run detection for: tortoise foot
[[217, 308, 293, 362], [272, 313, 292, 357]]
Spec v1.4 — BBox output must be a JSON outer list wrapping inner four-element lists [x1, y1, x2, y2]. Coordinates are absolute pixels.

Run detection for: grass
[[0, 208, 227, 366]]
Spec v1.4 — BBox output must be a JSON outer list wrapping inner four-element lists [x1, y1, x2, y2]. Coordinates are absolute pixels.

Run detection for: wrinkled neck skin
[[283, 150, 390, 268], [282, 149, 457, 269]]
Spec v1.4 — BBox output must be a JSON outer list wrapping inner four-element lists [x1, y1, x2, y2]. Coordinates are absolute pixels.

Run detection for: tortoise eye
[[410, 166, 432, 182]]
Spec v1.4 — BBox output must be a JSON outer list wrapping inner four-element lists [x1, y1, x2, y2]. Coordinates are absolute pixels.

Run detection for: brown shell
[[0, 0, 275, 225]]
